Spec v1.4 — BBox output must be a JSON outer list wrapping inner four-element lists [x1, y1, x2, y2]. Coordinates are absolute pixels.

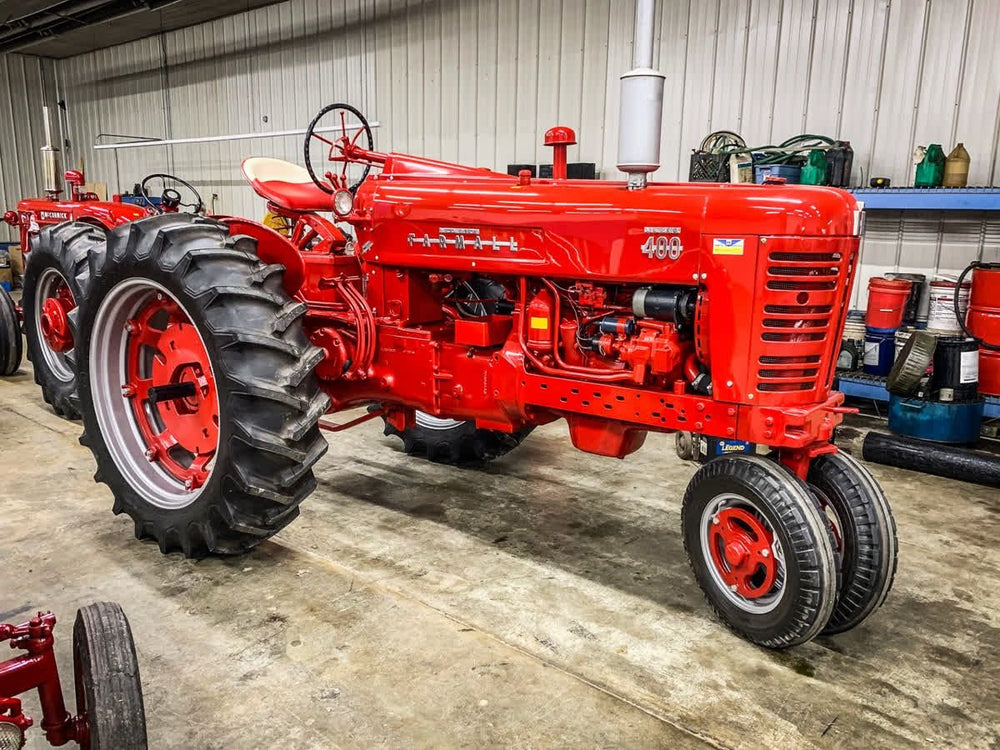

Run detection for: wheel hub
[[708, 507, 777, 599], [39, 283, 75, 353], [121, 295, 218, 491]]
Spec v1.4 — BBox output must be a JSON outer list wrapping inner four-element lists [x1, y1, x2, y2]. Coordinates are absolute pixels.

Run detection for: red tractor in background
[[0, 603, 145, 749], [0, 108, 206, 419], [9, 2, 896, 649]]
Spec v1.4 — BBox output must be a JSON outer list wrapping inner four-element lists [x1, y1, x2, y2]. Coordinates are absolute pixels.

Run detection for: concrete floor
[[2, 362, 999, 750]]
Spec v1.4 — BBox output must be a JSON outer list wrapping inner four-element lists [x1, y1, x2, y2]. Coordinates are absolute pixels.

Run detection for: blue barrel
[[863, 326, 896, 375], [888, 395, 984, 444]]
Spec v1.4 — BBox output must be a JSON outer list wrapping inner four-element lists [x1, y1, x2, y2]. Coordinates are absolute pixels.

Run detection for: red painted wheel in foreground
[[706, 506, 778, 600], [682, 455, 838, 648], [76, 214, 329, 557], [122, 294, 219, 492]]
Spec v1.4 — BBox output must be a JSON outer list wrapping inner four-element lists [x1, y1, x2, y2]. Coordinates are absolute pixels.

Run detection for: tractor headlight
[[0, 720, 25, 750], [333, 189, 354, 217]]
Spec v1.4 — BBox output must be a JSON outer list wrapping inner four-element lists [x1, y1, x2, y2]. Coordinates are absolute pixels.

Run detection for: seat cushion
[[241, 157, 333, 213]]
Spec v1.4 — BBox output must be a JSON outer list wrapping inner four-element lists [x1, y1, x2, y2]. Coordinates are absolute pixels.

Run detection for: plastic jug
[[801, 149, 827, 185], [943, 143, 970, 187], [914, 144, 945, 187]]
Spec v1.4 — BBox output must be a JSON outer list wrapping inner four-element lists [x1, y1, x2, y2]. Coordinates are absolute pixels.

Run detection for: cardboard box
[[9, 245, 23, 278]]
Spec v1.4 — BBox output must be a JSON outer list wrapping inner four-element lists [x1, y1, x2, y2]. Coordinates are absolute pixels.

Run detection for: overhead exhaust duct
[[616, 0, 665, 190]]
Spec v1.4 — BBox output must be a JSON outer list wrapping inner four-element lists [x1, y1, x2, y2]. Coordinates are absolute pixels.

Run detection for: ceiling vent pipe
[[616, 0, 665, 190]]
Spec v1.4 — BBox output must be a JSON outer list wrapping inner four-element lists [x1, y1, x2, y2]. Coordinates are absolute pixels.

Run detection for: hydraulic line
[[517, 278, 632, 383], [541, 279, 635, 378]]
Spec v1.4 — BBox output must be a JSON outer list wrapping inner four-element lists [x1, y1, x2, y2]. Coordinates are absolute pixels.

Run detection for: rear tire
[[807, 451, 897, 634], [383, 412, 532, 464], [0, 284, 21, 376], [682, 455, 838, 648], [75, 214, 329, 557], [73, 602, 147, 750], [23, 222, 105, 418]]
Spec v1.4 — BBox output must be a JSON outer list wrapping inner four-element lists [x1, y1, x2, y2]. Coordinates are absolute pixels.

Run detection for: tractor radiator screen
[[750, 239, 856, 406]]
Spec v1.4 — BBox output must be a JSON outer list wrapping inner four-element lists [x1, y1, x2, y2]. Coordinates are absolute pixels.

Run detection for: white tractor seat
[[241, 157, 333, 213]]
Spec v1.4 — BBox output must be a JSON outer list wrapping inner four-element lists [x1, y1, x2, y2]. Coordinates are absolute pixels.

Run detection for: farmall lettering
[[641, 226, 683, 261], [407, 226, 519, 253]]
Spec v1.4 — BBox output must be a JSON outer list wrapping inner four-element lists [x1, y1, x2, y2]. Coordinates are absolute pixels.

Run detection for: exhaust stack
[[41, 106, 63, 197], [616, 0, 664, 190]]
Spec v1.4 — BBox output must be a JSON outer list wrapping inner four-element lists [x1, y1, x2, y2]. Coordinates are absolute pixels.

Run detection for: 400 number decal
[[641, 234, 683, 261]]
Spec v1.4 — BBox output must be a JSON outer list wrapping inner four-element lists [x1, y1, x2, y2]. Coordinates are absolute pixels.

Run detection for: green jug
[[800, 149, 828, 185], [914, 144, 945, 187]]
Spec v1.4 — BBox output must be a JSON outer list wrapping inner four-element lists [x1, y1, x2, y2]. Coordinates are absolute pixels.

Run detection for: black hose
[[862, 432, 1000, 488], [953, 262, 1000, 351]]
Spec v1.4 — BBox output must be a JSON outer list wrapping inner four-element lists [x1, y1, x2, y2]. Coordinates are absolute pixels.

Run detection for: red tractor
[[1, 143, 205, 420], [0, 603, 145, 749], [9, 10, 896, 647]]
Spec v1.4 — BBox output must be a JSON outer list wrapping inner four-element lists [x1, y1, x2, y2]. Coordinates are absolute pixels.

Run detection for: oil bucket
[[864, 326, 897, 376], [927, 279, 970, 333], [886, 273, 926, 327], [967, 263, 1000, 396], [931, 337, 979, 402], [888, 394, 984, 444], [866, 278, 911, 329]]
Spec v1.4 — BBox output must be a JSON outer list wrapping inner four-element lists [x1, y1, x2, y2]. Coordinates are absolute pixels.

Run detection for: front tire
[[682, 455, 838, 648], [807, 451, 897, 635], [23, 222, 105, 418], [75, 214, 329, 557], [73, 602, 147, 750]]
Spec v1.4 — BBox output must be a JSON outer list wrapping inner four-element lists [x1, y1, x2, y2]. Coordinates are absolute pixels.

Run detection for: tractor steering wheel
[[139, 173, 205, 214], [303, 103, 375, 194]]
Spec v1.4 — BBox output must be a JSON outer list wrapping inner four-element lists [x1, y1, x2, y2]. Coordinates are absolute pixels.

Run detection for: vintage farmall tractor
[[0, 106, 206, 418], [24, 1, 896, 648], [0, 602, 146, 749]]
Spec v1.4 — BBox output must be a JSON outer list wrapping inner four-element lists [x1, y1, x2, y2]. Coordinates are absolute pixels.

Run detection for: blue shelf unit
[[850, 187, 1000, 211], [835, 373, 1000, 420]]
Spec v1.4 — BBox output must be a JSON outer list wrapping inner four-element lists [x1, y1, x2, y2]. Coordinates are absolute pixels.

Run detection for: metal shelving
[[850, 187, 1000, 211], [835, 372, 1000, 419]]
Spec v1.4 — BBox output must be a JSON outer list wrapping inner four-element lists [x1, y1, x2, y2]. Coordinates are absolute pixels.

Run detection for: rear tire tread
[[76, 214, 328, 557]]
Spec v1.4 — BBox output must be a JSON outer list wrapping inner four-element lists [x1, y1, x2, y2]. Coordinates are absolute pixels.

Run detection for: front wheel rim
[[90, 279, 219, 509], [415, 411, 464, 431], [700, 493, 787, 613]]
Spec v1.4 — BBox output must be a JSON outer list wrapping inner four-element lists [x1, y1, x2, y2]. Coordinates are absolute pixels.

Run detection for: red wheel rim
[[706, 507, 778, 599], [39, 278, 75, 352], [122, 294, 218, 491]]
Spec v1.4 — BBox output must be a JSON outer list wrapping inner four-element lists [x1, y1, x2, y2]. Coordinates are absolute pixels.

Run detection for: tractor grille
[[751, 242, 856, 404]]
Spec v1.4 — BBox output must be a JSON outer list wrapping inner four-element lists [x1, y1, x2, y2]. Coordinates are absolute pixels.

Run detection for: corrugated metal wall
[[9, 0, 1000, 304], [0, 53, 59, 241]]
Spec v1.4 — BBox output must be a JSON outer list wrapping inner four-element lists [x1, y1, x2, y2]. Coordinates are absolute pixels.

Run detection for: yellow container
[[943, 143, 970, 187]]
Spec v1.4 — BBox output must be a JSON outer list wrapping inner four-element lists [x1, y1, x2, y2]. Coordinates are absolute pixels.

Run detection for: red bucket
[[968, 264, 1000, 396], [867, 277, 912, 329]]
